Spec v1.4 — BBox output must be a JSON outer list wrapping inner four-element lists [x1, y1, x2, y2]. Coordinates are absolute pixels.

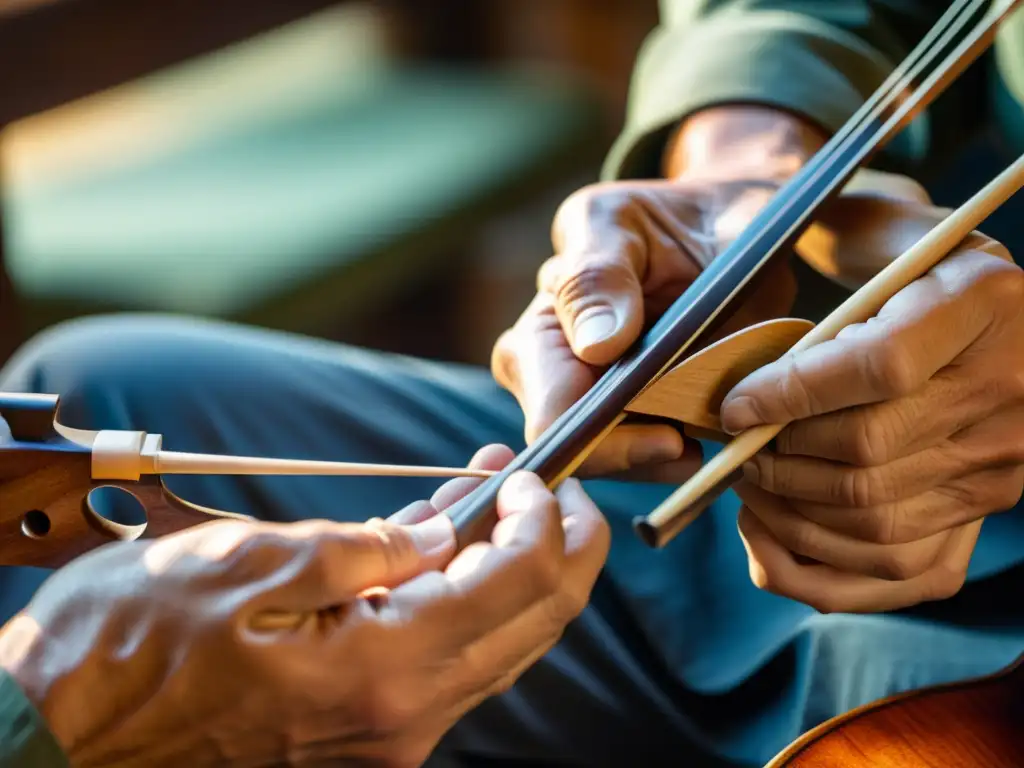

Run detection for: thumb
[[258, 516, 456, 613], [543, 190, 646, 365]]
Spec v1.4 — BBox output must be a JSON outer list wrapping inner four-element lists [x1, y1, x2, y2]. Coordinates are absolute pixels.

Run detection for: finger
[[492, 295, 683, 468], [249, 516, 457, 614], [571, 423, 685, 478], [736, 481, 949, 580], [423, 479, 609, 708], [429, 444, 517, 513], [743, 443, 966, 507], [720, 249, 1002, 434], [553, 478, 612, 592], [387, 500, 438, 527], [789, 466, 1024, 545], [752, 402, 1024, 505], [544, 188, 648, 365], [591, 440, 703, 484], [384, 472, 565, 650], [387, 446, 516, 526], [737, 508, 980, 613], [386, 475, 608, 656], [775, 372, 982, 466], [492, 292, 602, 444]]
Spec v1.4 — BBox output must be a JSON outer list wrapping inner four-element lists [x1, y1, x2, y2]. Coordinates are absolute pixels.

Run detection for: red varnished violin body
[[768, 654, 1024, 767]]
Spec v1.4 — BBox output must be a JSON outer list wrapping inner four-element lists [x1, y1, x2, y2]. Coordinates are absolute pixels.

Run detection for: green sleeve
[[0, 671, 68, 767], [603, 0, 957, 181]]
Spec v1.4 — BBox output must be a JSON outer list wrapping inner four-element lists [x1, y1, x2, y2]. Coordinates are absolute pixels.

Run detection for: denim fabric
[[2, 315, 1023, 766]]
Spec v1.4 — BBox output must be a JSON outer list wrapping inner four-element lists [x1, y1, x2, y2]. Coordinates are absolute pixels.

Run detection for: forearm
[[604, 1, 953, 182]]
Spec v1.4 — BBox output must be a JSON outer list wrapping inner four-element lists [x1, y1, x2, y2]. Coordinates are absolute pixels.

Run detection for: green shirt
[[0, 671, 66, 767], [604, 0, 1024, 182]]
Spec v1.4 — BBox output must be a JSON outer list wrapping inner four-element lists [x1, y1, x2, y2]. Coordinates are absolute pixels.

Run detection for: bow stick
[[0, 393, 491, 569]]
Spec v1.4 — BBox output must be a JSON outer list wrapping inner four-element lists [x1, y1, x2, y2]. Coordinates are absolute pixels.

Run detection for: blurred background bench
[[0, 0, 659, 367]]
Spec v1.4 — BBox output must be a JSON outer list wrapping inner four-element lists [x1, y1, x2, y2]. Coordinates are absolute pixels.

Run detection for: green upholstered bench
[[3, 62, 601, 336]]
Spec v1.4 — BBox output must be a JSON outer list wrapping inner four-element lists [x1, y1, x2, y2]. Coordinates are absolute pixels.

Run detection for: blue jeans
[[2, 315, 1023, 767]]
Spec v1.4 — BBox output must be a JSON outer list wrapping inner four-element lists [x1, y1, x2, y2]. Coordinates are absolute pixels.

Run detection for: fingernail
[[721, 396, 762, 434], [573, 310, 617, 352], [628, 432, 683, 465], [408, 515, 455, 558], [742, 460, 759, 485]]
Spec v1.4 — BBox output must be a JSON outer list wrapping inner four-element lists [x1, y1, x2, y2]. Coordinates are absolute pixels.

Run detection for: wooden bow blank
[[0, 396, 493, 569]]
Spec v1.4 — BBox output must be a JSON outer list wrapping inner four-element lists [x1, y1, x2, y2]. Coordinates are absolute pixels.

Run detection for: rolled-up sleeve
[[0, 671, 67, 767], [603, 0, 948, 180]]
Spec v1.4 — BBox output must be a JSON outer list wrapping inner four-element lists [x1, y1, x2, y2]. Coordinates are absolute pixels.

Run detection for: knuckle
[[554, 184, 627, 234], [1002, 363, 1024, 405], [979, 260, 1024, 305], [490, 671, 521, 698], [777, 360, 820, 422], [519, 548, 563, 601], [746, 557, 775, 594], [991, 479, 1024, 513], [366, 523, 418, 576], [556, 582, 591, 620], [490, 329, 520, 392], [846, 413, 895, 467], [835, 467, 885, 508], [862, 507, 902, 545], [925, 563, 968, 603], [742, 553, 784, 600], [358, 681, 417, 739], [863, 340, 920, 399], [1002, 440, 1024, 468], [786, 520, 820, 560], [554, 259, 637, 313], [873, 548, 927, 581]]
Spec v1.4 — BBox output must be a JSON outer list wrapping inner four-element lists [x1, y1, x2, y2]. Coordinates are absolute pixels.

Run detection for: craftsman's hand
[[492, 106, 819, 481], [722, 246, 1024, 613], [0, 444, 609, 767]]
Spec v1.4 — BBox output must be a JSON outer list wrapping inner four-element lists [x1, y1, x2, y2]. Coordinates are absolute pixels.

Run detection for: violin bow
[[445, 0, 1024, 549], [0, 393, 491, 569]]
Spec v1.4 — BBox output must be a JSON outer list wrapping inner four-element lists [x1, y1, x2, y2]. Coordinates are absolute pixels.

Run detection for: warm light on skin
[[0, 615, 42, 674], [140, 522, 255, 574]]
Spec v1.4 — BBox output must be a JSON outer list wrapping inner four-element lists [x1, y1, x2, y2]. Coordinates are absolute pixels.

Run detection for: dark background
[[0, 0, 661, 368]]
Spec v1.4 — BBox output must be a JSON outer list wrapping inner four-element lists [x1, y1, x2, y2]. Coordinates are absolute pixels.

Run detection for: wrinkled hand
[[722, 246, 1024, 613], [491, 175, 796, 482], [0, 445, 609, 767]]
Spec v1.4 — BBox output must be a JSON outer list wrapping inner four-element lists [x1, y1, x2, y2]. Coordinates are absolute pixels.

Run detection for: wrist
[[663, 105, 827, 182]]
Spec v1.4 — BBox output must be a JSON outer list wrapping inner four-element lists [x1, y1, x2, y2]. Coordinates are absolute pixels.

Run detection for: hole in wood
[[21, 510, 51, 539], [85, 486, 148, 541]]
